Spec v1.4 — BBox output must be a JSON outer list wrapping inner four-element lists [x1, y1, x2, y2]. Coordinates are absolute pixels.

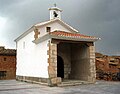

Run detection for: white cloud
[[0, 16, 7, 30]]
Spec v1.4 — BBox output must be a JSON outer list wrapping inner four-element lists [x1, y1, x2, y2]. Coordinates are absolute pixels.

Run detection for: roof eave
[[15, 19, 80, 42], [49, 7, 62, 12], [35, 19, 79, 33], [0, 53, 16, 56], [14, 26, 34, 42], [51, 35, 99, 42], [33, 34, 99, 44], [32, 33, 50, 44], [57, 19, 79, 33]]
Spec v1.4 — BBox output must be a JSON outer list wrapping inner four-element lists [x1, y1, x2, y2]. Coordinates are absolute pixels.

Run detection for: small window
[[46, 27, 51, 32], [4, 57, 6, 61], [23, 42, 25, 49], [0, 71, 6, 79]]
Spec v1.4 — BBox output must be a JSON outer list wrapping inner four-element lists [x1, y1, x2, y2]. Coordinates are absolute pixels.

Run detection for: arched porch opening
[[57, 56, 64, 78]]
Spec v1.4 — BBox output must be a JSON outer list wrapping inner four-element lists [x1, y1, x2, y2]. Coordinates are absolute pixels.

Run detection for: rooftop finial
[[54, 3, 57, 7]]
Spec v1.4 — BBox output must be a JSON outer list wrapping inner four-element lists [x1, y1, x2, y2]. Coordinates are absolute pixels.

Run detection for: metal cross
[[54, 3, 57, 7]]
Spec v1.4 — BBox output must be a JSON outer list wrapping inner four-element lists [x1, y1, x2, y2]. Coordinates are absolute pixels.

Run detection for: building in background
[[0, 46, 16, 80], [95, 52, 120, 81]]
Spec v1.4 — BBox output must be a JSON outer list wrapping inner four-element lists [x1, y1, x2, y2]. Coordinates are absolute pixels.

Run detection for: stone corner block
[[51, 77, 62, 85]]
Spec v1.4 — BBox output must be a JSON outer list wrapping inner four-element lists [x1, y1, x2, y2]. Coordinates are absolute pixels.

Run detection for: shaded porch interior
[[57, 42, 91, 82]]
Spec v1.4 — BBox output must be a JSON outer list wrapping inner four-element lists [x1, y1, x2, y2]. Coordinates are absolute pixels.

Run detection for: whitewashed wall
[[16, 31, 49, 78], [16, 21, 72, 78], [38, 21, 71, 38]]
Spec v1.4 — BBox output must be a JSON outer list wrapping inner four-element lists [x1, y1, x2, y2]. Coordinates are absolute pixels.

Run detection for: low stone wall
[[16, 75, 48, 85]]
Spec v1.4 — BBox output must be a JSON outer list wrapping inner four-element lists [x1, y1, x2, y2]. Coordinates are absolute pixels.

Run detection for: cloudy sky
[[0, 0, 120, 55]]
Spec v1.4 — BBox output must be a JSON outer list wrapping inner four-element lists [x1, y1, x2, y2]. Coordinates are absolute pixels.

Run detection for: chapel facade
[[15, 5, 99, 86]]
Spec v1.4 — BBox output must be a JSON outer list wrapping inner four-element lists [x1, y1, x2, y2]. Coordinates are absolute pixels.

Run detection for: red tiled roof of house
[[50, 31, 98, 40], [0, 47, 16, 56]]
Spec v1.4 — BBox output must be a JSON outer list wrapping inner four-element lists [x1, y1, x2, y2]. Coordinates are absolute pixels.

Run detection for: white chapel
[[15, 5, 99, 86]]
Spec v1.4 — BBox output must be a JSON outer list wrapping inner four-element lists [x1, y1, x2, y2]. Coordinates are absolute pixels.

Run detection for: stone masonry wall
[[70, 43, 90, 80], [57, 43, 71, 79], [0, 56, 16, 80], [47, 40, 61, 86], [88, 45, 96, 83], [16, 75, 48, 84]]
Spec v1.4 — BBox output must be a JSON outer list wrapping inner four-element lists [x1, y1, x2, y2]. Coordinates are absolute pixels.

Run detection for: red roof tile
[[0, 47, 16, 56], [50, 31, 97, 40]]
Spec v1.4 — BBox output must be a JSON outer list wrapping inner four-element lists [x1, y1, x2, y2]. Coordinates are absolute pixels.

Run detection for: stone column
[[88, 43, 96, 83], [47, 40, 61, 86]]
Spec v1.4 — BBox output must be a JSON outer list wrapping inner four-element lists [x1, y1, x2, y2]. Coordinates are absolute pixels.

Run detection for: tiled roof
[[50, 31, 98, 40], [33, 30, 100, 44], [0, 47, 16, 56]]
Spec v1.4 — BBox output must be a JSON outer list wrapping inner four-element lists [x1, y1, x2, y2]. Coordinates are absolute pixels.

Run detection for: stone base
[[16, 75, 48, 85], [51, 77, 62, 85], [58, 79, 94, 87], [16, 75, 62, 86], [16, 75, 95, 87]]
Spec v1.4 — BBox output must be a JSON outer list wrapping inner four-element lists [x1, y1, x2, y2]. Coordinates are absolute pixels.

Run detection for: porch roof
[[50, 31, 98, 40], [33, 31, 100, 44]]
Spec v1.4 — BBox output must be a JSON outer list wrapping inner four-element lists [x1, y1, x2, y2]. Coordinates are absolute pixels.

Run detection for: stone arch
[[57, 51, 66, 64]]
